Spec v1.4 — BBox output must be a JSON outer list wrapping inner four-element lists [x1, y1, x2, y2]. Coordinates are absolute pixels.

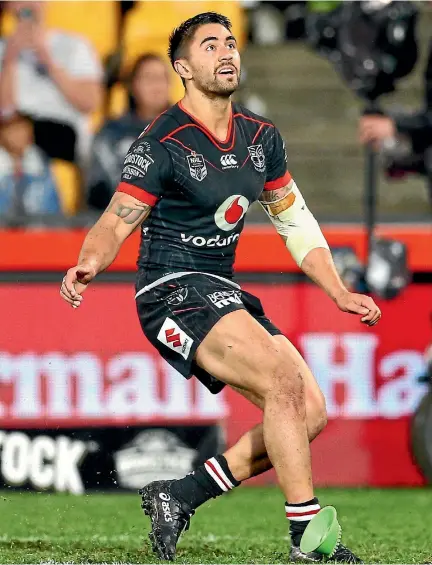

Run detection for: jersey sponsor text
[[180, 233, 240, 247]]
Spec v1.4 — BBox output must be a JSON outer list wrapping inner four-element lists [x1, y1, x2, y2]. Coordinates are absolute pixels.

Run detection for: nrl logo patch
[[187, 152, 207, 182], [247, 144, 266, 172]]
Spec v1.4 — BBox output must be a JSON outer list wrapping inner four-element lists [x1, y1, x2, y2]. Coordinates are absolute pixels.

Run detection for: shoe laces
[[332, 544, 361, 563], [171, 508, 194, 532]]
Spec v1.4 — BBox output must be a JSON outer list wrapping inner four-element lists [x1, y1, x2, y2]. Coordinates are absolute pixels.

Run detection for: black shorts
[[136, 272, 282, 394]]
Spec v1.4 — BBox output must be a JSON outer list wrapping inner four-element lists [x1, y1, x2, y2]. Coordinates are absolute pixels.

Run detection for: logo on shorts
[[214, 195, 249, 232], [157, 318, 194, 359], [220, 154, 238, 170], [166, 287, 188, 306], [207, 290, 242, 309], [247, 144, 266, 172], [187, 152, 207, 182]]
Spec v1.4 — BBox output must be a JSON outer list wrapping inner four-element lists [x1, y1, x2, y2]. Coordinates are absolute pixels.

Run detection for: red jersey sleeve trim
[[264, 171, 292, 191], [116, 182, 158, 206]]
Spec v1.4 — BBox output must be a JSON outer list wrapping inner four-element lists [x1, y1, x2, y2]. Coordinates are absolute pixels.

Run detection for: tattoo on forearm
[[108, 200, 151, 225], [260, 182, 295, 216]]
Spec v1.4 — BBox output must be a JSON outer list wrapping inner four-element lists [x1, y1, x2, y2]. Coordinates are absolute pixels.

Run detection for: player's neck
[[180, 93, 232, 142]]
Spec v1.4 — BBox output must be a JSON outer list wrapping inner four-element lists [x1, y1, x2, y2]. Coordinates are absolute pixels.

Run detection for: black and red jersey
[[117, 101, 290, 283]]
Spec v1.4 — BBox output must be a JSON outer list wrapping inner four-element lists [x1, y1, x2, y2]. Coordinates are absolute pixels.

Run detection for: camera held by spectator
[[359, 40, 432, 207], [0, 1, 103, 165]]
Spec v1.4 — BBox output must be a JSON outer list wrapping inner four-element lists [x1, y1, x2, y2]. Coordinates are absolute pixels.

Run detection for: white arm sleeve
[[260, 182, 329, 267]]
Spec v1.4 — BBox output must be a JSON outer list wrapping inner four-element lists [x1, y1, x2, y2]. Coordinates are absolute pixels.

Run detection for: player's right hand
[[60, 265, 96, 309]]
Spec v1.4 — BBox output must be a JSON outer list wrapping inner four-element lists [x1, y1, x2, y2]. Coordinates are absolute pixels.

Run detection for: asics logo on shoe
[[159, 492, 173, 522]]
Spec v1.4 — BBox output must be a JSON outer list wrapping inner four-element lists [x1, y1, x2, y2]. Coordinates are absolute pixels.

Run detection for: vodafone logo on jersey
[[214, 195, 249, 232]]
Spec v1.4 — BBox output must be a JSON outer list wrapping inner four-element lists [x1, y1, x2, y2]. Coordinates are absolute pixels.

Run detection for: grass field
[[1, 487, 431, 564]]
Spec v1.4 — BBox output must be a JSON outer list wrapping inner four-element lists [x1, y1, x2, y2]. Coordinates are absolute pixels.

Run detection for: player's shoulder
[[126, 106, 183, 159], [124, 106, 186, 170], [232, 103, 276, 129], [138, 104, 186, 142]]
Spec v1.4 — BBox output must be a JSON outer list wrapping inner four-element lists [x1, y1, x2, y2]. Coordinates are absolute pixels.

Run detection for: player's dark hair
[[168, 12, 232, 86]]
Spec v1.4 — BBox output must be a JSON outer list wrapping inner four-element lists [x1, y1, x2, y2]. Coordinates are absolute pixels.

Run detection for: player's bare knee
[[263, 358, 306, 415], [318, 392, 327, 430], [277, 372, 306, 417], [307, 389, 327, 437], [314, 397, 328, 435], [317, 408, 328, 435]]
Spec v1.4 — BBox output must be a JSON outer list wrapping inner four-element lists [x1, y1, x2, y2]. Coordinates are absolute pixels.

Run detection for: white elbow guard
[[260, 182, 329, 267]]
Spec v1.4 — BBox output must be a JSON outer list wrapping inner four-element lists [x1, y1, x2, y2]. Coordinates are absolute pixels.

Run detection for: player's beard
[[196, 69, 240, 98]]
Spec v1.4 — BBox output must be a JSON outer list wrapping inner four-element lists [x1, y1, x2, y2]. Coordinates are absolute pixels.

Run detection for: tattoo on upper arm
[[260, 180, 295, 216], [116, 204, 151, 225], [107, 199, 152, 225]]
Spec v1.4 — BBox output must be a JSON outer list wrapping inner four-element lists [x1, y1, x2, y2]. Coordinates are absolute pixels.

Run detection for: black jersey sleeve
[[264, 126, 292, 191], [116, 136, 172, 206]]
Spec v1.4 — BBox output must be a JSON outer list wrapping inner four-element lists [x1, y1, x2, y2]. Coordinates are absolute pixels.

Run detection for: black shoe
[[329, 544, 363, 563], [139, 480, 194, 561], [290, 544, 363, 563], [290, 545, 325, 562]]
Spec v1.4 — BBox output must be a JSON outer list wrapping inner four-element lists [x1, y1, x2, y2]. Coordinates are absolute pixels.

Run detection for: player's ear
[[174, 59, 192, 81]]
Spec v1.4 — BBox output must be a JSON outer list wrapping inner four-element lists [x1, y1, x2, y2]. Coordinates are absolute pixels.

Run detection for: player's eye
[[206, 44, 216, 51], [227, 43, 236, 49]]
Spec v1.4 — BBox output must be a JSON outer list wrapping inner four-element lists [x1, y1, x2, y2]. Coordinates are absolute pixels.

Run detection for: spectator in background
[[0, 1, 103, 165], [0, 113, 61, 219], [86, 53, 170, 211], [359, 39, 432, 206]]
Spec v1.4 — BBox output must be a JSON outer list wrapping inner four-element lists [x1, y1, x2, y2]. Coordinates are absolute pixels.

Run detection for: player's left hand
[[335, 291, 381, 326], [60, 264, 96, 309]]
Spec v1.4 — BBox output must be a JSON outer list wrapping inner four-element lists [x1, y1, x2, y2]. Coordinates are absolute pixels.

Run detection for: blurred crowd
[[246, 0, 432, 207], [0, 1, 174, 222], [0, 0, 431, 225]]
